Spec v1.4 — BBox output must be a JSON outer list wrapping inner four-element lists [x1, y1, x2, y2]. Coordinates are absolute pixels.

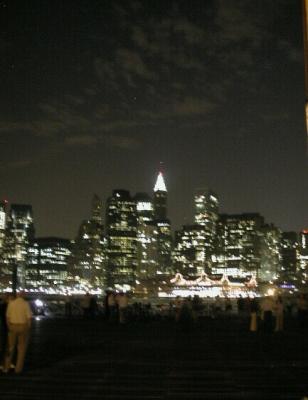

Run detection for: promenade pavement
[[0, 316, 307, 400]]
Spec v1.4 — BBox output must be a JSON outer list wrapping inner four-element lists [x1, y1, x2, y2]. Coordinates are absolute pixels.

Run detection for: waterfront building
[[105, 189, 137, 290], [70, 195, 107, 287], [259, 224, 282, 283], [134, 193, 158, 281], [153, 172, 172, 274], [299, 229, 308, 285], [27, 237, 71, 288], [194, 189, 219, 269], [173, 224, 207, 276], [279, 231, 299, 284], [2, 204, 35, 286], [213, 213, 264, 278]]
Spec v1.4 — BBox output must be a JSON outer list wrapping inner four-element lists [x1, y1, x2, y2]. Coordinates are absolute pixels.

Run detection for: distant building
[[27, 237, 71, 288], [2, 204, 35, 286], [134, 192, 157, 281], [69, 195, 107, 286], [279, 232, 299, 284], [299, 230, 308, 285], [0, 200, 7, 255], [194, 189, 219, 270], [105, 189, 137, 290], [153, 172, 172, 274], [173, 224, 207, 276], [213, 213, 264, 278], [259, 224, 281, 282]]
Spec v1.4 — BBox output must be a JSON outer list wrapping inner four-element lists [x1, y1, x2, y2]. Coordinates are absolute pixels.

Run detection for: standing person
[[274, 296, 284, 332], [261, 296, 275, 333], [4, 292, 32, 374], [297, 294, 308, 329], [0, 293, 13, 368], [117, 292, 129, 324], [249, 297, 259, 332], [107, 292, 117, 322], [81, 292, 91, 318]]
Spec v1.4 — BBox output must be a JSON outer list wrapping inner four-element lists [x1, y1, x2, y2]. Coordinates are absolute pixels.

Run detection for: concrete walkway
[[0, 317, 307, 399]]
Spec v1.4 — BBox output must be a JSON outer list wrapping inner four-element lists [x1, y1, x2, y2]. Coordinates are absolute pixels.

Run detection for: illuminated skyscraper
[[173, 224, 207, 276], [259, 224, 282, 282], [3, 204, 35, 286], [299, 229, 308, 284], [0, 200, 7, 254], [194, 189, 219, 269], [27, 237, 71, 288], [153, 171, 167, 220], [279, 232, 299, 284], [214, 213, 264, 278], [153, 172, 172, 274], [134, 193, 158, 288], [70, 195, 106, 286], [106, 189, 137, 290]]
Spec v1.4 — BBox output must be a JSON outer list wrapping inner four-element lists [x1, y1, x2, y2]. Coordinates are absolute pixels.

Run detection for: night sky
[[1, 0, 307, 238]]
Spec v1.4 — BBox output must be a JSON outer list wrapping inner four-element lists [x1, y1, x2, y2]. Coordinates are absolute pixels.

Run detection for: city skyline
[[1, 170, 307, 241], [0, 0, 307, 238]]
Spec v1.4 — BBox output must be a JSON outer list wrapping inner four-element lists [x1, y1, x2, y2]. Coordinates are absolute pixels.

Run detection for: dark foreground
[[1, 316, 308, 400]]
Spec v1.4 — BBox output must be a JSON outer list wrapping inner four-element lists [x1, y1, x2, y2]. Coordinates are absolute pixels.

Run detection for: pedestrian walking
[[4, 292, 32, 374]]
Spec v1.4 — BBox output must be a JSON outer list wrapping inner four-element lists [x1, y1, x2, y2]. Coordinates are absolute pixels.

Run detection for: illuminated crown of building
[[154, 172, 167, 192]]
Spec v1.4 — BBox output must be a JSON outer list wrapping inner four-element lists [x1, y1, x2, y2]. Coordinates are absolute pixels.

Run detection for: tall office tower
[[106, 189, 137, 290], [3, 204, 35, 286], [134, 192, 158, 283], [279, 232, 299, 284], [299, 229, 308, 285], [153, 171, 167, 220], [194, 189, 219, 270], [91, 193, 103, 223], [70, 195, 106, 286], [214, 213, 264, 278], [0, 200, 7, 253], [259, 224, 282, 283], [153, 172, 172, 274], [173, 224, 207, 276], [27, 237, 71, 288]]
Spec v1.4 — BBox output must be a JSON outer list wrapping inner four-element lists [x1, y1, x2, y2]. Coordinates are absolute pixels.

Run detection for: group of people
[[0, 292, 32, 374], [170, 293, 308, 333], [104, 291, 129, 324]]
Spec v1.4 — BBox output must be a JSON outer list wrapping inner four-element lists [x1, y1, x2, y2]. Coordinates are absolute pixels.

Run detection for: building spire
[[154, 171, 167, 192]]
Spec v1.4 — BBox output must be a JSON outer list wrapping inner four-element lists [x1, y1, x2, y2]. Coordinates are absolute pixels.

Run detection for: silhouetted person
[[0, 293, 13, 368], [297, 294, 308, 329], [64, 295, 72, 318], [274, 296, 284, 332], [107, 292, 117, 322], [249, 297, 259, 332], [117, 293, 128, 324], [4, 292, 32, 374], [178, 297, 194, 332], [89, 296, 98, 318], [261, 296, 274, 333], [237, 295, 245, 316], [81, 293, 91, 318]]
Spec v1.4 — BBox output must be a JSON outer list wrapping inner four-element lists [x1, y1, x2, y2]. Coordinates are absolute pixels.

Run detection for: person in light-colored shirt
[[4, 292, 32, 374]]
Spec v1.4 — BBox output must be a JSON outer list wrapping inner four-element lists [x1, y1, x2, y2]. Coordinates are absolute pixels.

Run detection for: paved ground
[[1, 316, 308, 399]]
